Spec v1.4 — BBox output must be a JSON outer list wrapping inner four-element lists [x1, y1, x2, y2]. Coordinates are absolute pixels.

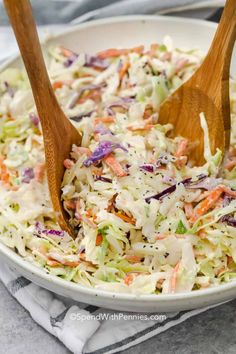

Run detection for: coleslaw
[[0, 37, 236, 294]]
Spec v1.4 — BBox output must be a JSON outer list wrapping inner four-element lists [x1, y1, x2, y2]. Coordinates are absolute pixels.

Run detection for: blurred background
[[0, 0, 225, 61]]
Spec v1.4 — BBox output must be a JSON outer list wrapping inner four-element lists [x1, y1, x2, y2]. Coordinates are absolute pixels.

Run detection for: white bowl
[[0, 15, 235, 312]]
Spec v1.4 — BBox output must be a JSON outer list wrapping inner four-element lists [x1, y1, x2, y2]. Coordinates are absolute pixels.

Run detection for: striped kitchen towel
[[0, 263, 223, 354]]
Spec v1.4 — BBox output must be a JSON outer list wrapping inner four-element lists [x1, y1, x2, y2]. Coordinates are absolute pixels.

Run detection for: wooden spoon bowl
[[159, 0, 236, 165], [4, 0, 82, 237], [159, 83, 228, 165]]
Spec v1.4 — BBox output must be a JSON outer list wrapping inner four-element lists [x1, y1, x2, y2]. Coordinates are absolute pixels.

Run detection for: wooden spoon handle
[[4, 0, 70, 142], [195, 0, 236, 100]]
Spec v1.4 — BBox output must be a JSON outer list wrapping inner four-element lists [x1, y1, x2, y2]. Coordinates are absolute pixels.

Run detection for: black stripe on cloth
[[50, 304, 99, 328], [84, 305, 99, 313], [7, 276, 31, 295], [86, 310, 189, 354], [50, 307, 70, 328]]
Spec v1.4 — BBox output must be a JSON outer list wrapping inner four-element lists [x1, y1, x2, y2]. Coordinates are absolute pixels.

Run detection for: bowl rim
[[0, 14, 235, 303]]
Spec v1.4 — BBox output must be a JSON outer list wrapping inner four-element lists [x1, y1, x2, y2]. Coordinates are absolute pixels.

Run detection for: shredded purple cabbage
[[162, 175, 176, 185], [223, 195, 233, 207], [187, 177, 222, 191], [29, 112, 40, 127], [156, 155, 176, 167], [64, 53, 78, 67], [94, 175, 112, 183], [4, 81, 15, 98], [44, 229, 65, 237], [83, 141, 128, 167], [108, 101, 129, 110], [69, 111, 94, 122], [140, 164, 155, 173], [35, 222, 65, 237], [22, 168, 35, 183], [94, 124, 112, 135], [221, 215, 236, 227], [106, 101, 129, 115], [85, 54, 109, 69], [121, 97, 135, 103], [68, 84, 104, 109], [145, 174, 207, 203], [78, 246, 85, 254]]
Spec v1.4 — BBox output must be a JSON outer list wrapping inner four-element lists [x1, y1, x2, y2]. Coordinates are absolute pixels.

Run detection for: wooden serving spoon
[[159, 0, 236, 165], [4, 0, 82, 237]]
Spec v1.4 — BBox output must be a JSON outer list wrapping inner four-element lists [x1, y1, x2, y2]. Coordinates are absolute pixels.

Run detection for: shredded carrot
[[161, 51, 172, 61], [119, 61, 130, 80], [86, 208, 93, 218], [155, 233, 167, 240], [63, 159, 74, 169], [169, 262, 180, 293], [97, 45, 144, 59], [124, 255, 142, 263], [97, 48, 128, 59], [175, 138, 189, 158], [60, 47, 75, 58], [149, 157, 156, 164], [79, 90, 101, 104], [94, 116, 115, 124], [76, 214, 97, 228], [225, 158, 236, 171], [219, 184, 236, 198], [143, 105, 153, 120], [112, 211, 136, 225], [104, 154, 127, 177], [64, 261, 81, 267], [124, 273, 136, 286], [190, 186, 224, 223], [131, 45, 144, 54], [0, 157, 10, 185], [79, 253, 86, 261], [96, 234, 103, 246], [75, 201, 97, 228], [52, 80, 72, 90], [197, 229, 207, 238], [47, 258, 80, 268], [86, 208, 97, 222], [175, 156, 188, 169], [53, 81, 63, 90], [215, 197, 224, 208], [34, 163, 45, 183], [215, 267, 225, 276], [91, 167, 103, 176], [150, 43, 158, 56], [127, 124, 154, 131], [47, 259, 61, 267], [200, 283, 210, 289], [106, 193, 118, 213], [175, 234, 188, 239], [174, 58, 188, 73]]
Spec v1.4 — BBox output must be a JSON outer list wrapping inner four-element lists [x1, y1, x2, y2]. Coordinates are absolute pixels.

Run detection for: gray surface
[[0, 279, 235, 354], [0, 0, 220, 25]]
